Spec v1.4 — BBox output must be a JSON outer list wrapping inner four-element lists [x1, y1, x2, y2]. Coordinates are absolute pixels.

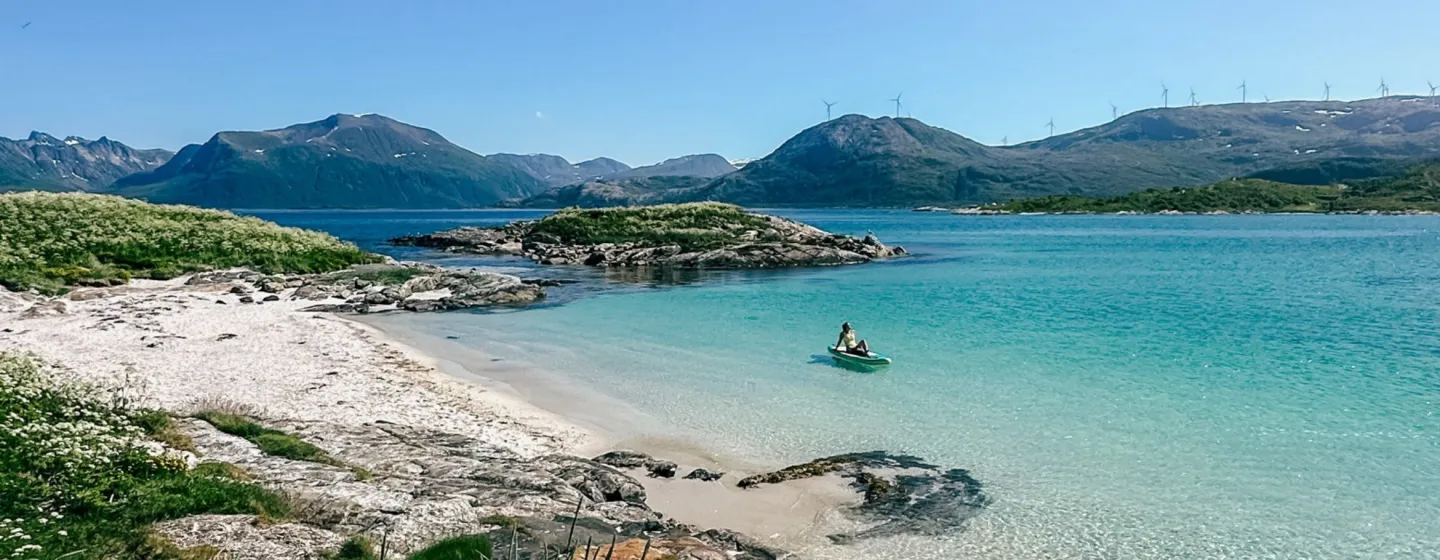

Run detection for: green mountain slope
[[691, 97, 1440, 206], [110, 114, 545, 208]]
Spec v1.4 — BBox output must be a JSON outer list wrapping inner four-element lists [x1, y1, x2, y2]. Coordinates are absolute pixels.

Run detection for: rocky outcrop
[[738, 451, 990, 544], [186, 263, 544, 314], [594, 450, 679, 479], [165, 418, 785, 559], [391, 213, 905, 269]]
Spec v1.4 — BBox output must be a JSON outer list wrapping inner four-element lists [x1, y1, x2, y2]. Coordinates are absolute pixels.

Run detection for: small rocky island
[[391, 202, 905, 268]]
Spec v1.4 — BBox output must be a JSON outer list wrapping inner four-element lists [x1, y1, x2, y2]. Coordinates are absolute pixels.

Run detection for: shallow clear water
[[256, 210, 1440, 559]]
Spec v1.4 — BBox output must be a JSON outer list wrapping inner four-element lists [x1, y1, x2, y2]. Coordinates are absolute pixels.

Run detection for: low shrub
[[0, 351, 287, 560]]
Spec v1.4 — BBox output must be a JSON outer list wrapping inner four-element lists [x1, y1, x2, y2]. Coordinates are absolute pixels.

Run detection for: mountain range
[[5, 96, 1440, 208], [682, 96, 1440, 206], [107, 114, 547, 208], [0, 133, 171, 192]]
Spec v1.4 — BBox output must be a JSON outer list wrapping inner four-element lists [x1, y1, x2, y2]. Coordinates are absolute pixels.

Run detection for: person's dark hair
[[841, 322, 851, 330]]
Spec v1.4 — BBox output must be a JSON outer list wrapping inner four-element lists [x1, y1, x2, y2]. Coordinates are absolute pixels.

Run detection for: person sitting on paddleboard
[[836, 322, 870, 356]]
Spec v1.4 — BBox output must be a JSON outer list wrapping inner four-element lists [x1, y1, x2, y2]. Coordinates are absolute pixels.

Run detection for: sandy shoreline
[[0, 276, 862, 556], [354, 312, 868, 553]]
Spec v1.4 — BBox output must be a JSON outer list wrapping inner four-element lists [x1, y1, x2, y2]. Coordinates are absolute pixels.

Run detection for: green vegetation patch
[[0, 351, 288, 560], [408, 535, 493, 560], [996, 179, 1337, 214], [528, 202, 775, 250], [330, 535, 378, 560], [192, 411, 368, 479], [313, 265, 430, 286], [0, 192, 380, 294], [994, 162, 1440, 215]]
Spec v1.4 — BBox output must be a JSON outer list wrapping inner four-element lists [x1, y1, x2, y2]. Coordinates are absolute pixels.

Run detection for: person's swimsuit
[[839, 330, 865, 355]]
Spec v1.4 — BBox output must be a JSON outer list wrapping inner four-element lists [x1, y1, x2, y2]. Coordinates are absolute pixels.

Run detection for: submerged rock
[[738, 451, 989, 543]]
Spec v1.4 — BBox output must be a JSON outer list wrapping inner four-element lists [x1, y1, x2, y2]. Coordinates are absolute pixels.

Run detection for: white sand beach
[[0, 275, 864, 557]]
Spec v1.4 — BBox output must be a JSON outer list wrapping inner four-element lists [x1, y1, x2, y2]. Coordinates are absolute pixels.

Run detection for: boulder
[[541, 455, 647, 504], [20, 299, 67, 318], [291, 284, 330, 301], [593, 451, 678, 479], [682, 469, 723, 482], [299, 303, 370, 314]]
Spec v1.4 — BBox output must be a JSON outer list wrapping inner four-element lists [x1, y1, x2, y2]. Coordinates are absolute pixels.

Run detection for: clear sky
[[2, 0, 1437, 165]]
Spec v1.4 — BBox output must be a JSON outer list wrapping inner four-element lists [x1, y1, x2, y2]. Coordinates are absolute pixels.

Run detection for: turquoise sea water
[[255, 210, 1440, 559]]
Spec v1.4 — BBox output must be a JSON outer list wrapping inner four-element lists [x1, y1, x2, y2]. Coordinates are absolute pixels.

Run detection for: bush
[[331, 536, 378, 560], [408, 535, 493, 560], [0, 351, 288, 560], [0, 192, 380, 294]]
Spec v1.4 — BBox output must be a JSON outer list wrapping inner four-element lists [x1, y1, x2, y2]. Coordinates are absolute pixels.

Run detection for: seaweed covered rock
[[738, 451, 989, 543]]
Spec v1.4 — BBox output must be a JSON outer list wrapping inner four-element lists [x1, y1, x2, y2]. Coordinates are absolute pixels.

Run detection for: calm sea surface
[[252, 209, 1440, 559]]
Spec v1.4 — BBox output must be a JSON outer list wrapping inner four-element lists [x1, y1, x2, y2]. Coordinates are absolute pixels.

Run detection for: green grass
[[192, 411, 369, 479], [0, 351, 289, 560], [132, 410, 199, 454], [408, 535, 493, 560], [0, 192, 381, 294], [330, 536, 379, 560], [528, 202, 776, 250]]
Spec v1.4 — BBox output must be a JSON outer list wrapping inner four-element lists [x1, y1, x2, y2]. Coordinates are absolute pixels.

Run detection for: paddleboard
[[828, 346, 892, 367]]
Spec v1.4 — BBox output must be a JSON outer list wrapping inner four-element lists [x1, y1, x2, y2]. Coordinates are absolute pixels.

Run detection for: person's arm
[[836, 332, 845, 348]]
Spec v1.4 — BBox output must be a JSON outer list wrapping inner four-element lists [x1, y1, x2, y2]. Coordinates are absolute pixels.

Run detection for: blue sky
[[2, 0, 1436, 165]]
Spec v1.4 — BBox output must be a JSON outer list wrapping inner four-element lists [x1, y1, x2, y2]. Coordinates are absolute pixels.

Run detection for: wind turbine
[[1237, 80, 1248, 103], [1045, 117, 1055, 138], [823, 100, 837, 121], [1429, 81, 1437, 103], [890, 93, 903, 118], [1161, 83, 1170, 108], [1189, 87, 1198, 107], [1377, 78, 1389, 98], [1110, 102, 1119, 120], [1324, 82, 1332, 101], [1001, 135, 1008, 146], [1263, 94, 1271, 102]]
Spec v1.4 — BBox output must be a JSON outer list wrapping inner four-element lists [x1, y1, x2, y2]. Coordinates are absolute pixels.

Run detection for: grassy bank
[[0, 192, 380, 294], [528, 202, 776, 250], [0, 352, 288, 560]]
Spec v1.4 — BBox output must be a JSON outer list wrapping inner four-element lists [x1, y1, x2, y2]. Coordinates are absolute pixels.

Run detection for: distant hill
[[610, 154, 736, 179], [690, 97, 1440, 206], [488, 153, 633, 187], [500, 154, 737, 208], [992, 160, 1440, 214], [505, 175, 709, 208], [0, 133, 171, 193], [110, 114, 545, 208]]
